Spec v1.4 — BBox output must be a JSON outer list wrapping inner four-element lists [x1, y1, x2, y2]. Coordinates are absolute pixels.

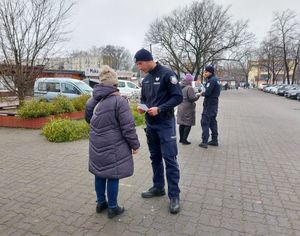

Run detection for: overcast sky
[[64, 0, 300, 55]]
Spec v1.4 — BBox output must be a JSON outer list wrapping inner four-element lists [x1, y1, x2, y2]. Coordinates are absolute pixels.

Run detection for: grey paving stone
[[1, 90, 300, 235]]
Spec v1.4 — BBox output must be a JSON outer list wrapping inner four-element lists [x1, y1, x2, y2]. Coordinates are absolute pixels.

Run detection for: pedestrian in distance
[[199, 65, 221, 149], [85, 65, 140, 219], [135, 48, 183, 214], [177, 74, 201, 145]]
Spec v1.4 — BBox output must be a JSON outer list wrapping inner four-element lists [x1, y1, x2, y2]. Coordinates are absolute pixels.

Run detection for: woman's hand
[[132, 149, 139, 154]]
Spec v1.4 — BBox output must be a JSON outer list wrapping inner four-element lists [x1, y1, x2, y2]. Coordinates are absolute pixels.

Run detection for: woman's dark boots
[[107, 205, 124, 218], [96, 201, 108, 213], [179, 125, 184, 143], [181, 126, 191, 145]]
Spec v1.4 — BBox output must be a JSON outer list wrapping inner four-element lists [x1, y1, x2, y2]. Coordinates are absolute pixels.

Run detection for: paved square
[[1, 89, 300, 235]]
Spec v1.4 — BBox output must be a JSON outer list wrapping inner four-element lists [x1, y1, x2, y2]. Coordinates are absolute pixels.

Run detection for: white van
[[34, 77, 93, 101]]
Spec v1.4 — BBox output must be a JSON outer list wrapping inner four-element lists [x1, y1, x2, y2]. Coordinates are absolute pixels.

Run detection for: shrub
[[130, 103, 145, 127], [42, 118, 89, 142], [72, 94, 90, 111], [52, 96, 76, 114], [17, 99, 54, 118]]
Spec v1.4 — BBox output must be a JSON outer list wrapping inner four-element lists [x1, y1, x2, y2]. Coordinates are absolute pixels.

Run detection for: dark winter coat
[[176, 80, 200, 126], [85, 84, 140, 179]]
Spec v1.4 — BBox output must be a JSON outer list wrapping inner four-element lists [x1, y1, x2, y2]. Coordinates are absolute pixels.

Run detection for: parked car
[[297, 93, 300, 101], [117, 80, 141, 99], [269, 85, 281, 94], [284, 86, 300, 99], [83, 78, 141, 99], [34, 77, 93, 101], [259, 83, 268, 90], [276, 85, 291, 96], [264, 85, 274, 93]]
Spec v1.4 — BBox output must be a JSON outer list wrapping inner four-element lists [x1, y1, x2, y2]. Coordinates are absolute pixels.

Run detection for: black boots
[[142, 187, 180, 214], [141, 186, 166, 198], [179, 125, 184, 143], [208, 140, 219, 146], [179, 125, 191, 144], [96, 201, 108, 213], [198, 142, 208, 148], [181, 140, 191, 145], [96, 202, 124, 219], [199, 140, 218, 148], [169, 197, 180, 214], [107, 205, 125, 218]]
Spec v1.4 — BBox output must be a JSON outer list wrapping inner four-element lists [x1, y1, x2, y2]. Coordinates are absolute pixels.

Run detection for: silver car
[[34, 77, 93, 101]]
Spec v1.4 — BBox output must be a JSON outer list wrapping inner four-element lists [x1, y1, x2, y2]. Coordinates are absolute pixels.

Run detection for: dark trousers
[[179, 125, 191, 142], [201, 113, 218, 143], [95, 176, 119, 208], [146, 117, 180, 198]]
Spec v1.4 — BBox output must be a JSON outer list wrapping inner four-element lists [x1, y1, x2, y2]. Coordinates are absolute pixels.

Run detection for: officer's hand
[[147, 107, 159, 116], [132, 149, 139, 154], [200, 91, 205, 96], [137, 108, 145, 114]]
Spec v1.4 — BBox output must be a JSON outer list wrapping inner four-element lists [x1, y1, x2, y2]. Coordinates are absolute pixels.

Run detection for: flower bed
[[0, 111, 85, 129]]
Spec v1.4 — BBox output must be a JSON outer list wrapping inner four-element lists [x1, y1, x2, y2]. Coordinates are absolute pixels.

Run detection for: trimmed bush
[[131, 103, 145, 127], [42, 118, 89, 142], [17, 96, 77, 118], [72, 94, 90, 111], [41, 103, 144, 143], [52, 96, 76, 114], [17, 99, 54, 118]]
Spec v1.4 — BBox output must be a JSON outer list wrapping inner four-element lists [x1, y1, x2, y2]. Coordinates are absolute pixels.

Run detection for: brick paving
[[1, 89, 300, 236]]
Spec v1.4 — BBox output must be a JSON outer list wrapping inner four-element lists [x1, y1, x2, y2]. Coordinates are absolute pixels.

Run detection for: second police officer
[[199, 65, 221, 149], [135, 48, 183, 214]]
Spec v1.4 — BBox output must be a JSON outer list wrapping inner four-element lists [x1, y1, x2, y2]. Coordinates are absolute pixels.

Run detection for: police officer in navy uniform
[[199, 65, 221, 149], [134, 48, 183, 214]]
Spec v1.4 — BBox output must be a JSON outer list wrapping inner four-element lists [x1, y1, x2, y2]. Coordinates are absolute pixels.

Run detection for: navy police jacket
[[141, 63, 183, 124], [204, 75, 220, 102]]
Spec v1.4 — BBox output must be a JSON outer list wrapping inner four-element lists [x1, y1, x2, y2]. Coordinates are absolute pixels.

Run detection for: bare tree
[[258, 34, 284, 84], [0, 0, 74, 101], [290, 40, 300, 84], [100, 45, 132, 71], [145, 0, 254, 79], [236, 47, 256, 84], [271, 9, 300, 84]]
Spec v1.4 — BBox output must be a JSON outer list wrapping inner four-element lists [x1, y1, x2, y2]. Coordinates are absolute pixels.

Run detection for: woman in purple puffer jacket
[[85, 65, 140, 219]]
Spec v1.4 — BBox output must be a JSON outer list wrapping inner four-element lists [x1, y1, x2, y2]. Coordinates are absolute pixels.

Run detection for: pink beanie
[[184, 74, 194, 82]]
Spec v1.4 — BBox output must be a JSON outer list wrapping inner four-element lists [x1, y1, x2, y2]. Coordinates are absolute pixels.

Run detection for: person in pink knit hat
[[176, 74, 201, 145]]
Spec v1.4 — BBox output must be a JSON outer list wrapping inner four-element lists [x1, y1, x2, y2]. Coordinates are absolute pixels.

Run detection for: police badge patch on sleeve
[[170, 76, 178, 84]]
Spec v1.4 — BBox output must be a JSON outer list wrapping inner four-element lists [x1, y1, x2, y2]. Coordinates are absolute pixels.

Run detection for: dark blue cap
[[134, 48, 153, 62], [205, 65, 215, 74]]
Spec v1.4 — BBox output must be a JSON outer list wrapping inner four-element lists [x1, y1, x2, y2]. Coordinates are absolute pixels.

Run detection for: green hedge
[[17, 95, 90, 118], [17, 100, 54, 118], [72, 94, 90, 111], [51, 96, 75, 114], [42, 118, 89, 142], [42, 105, 145, 143], [131, 103, 145, 127]]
